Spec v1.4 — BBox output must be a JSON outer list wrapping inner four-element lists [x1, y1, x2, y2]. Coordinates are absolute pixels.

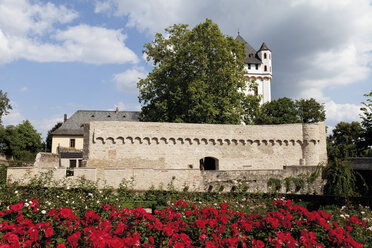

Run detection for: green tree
[[322, 159, 361, 197], [296, 98, 326, 123], [138, 19, 256, 124], [0, 120, 42, 161], [327, 121, 366, 160], [45, 122, 62, 152], [360, 91, 372, 149], [0, 90, 12, 124], [254, 97, 300, 124]]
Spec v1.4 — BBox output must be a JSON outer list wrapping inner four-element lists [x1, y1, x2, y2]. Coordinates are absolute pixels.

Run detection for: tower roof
[[258, 42, 271, 52], [235, 34, 262, 64]]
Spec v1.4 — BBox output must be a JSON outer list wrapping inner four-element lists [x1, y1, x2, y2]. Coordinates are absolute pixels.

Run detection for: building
[[236, 34, 272, 104], [51, 109, 139, 168]]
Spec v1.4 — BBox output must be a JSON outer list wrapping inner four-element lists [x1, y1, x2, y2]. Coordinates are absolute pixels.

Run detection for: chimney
[[64, 114, 67, 122], [115, 107, 119, 114]]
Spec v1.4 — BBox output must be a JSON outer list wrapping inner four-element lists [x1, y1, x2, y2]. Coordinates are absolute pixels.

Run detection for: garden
[[0, 166, 371, 247]]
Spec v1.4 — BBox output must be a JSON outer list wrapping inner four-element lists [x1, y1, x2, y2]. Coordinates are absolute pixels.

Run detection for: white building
[[236, 34, 272, 104]]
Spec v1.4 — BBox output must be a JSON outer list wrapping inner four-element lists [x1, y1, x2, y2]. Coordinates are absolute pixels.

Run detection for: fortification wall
[[6, 166, 323, 194], [84, 122, 327, 170]]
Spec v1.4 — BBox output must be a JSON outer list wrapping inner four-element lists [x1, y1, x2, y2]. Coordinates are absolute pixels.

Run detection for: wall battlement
[[84, 122, 327, 171]]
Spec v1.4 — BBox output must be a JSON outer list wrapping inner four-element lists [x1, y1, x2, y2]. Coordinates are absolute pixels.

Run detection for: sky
[[1, 0, 371, 139]]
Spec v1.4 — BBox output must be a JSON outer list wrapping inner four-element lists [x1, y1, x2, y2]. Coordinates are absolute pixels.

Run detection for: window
[[70, 139, 75, 148], [269, 54, 271, 59], [264, 53, 267, 59], [70, 160, 76, 168], [78, 160, 83, 167], [255, 64, 258, 70], [248, 64, 251, 69], [249, 53, 254, 58], [264, 65, 267, 71]]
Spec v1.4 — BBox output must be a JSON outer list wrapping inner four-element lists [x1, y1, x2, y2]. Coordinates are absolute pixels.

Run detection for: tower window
[[269, 54, 271, 59], [70, 139, 75, 148], [264, 65, 267, 71], [255, 64, 258, 70], [264, 53, 267, 59], [248, 64, 251, 69]]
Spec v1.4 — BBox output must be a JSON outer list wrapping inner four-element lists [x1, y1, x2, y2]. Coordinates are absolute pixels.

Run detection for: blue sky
[[1, 0, 371, 139]]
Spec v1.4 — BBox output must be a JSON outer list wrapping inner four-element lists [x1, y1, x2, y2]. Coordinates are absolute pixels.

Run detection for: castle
[[6, 35, 327, 193], [236, 34, 272, 104]]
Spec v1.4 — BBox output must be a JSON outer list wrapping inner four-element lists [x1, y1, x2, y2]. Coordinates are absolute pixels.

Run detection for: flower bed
[[0, 199, 370, 247]]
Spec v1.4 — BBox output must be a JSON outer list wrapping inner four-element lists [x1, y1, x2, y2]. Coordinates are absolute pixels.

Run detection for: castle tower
[[236, 34, 272, 104]]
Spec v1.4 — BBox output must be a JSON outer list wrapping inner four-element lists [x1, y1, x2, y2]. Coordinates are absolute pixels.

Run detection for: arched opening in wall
[[264, 53, 267, 59], [264, 65, 267, 71], [200, 157, 219, 171]]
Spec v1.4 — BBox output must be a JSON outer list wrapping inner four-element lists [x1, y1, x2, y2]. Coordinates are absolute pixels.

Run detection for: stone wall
[[6, 166, 323, 194], [34, 152, 59, 168], [84, 122, 327, 170]]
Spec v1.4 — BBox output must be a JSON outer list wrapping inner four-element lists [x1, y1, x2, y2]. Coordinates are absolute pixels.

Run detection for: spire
[[258, 42, 271, 52]]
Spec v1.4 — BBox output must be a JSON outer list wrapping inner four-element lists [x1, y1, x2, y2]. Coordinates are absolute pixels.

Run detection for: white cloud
[[95, 0, 372, 100], [113, 67, 147, 94], [20, 87, 27, 92], [0, 0, 138, 65], [324, 100, 362, 126], [2, 102, 24, 126], [32, 115, 64, 139], [111, 102, 141, 111]]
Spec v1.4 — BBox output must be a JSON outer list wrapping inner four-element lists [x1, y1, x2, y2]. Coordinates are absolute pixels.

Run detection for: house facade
[[51, 109, 139, 168]]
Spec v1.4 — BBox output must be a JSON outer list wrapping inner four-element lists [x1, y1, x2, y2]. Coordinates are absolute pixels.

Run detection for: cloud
[[113, 67, 147, 94], [20, 87, 27, 92], [110, 102, 141, 111], [2, 101, 24, 126], [0, 0, 138, 65], [32, 115, 64, 139], [95, 0, 372, 102], [324, 100, 362, 127]]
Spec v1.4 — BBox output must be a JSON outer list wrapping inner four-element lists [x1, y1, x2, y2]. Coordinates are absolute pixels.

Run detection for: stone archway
[[200, 157, 219, 171]]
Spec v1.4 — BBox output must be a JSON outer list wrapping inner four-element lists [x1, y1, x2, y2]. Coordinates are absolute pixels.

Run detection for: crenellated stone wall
[[84, 122, 327, 171]]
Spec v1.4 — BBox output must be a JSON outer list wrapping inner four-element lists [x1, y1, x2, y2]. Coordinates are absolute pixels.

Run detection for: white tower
[[236, 34, 272, 104]]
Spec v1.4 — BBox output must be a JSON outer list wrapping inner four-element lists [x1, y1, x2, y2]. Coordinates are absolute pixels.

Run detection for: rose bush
[[0, 199, 370, 247]]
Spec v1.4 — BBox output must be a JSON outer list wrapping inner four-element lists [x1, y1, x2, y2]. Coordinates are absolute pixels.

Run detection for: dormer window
[[107, 115, 111, 118], [249, 53, 254, 58], [91, 114, 95, 118]]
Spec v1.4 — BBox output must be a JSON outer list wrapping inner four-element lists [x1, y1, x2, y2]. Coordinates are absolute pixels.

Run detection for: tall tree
[[254, 97, 300, 124], [327, 121, 365, 160], [0, 120, 42, 161], [45, 122, 62, 152], [138, 19, 257, 124], [296, 98, 326, 123], [360, 91, 372, 149], [0, 90, 12, 124]]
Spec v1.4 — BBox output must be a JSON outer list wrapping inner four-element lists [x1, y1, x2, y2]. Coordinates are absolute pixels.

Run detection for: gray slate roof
[[235, 34, 263, 64], [53, 110, 140, 136], [258, 42, 271, 52]]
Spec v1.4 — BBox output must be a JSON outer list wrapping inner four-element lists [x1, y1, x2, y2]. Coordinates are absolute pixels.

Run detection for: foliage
[[296, 98, 326, 123], [360, 91, 372, 149], [45, 122, 62, 152], [322, 159, 367, 197], [138, 19, 257, 124], [0, 90, 12, 124], [327, 122, 366, 160], [267, 178, 281, 192], [0, 120, 43, 161], [254, 97, 325, 125], [284, 177, 305, 193]]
